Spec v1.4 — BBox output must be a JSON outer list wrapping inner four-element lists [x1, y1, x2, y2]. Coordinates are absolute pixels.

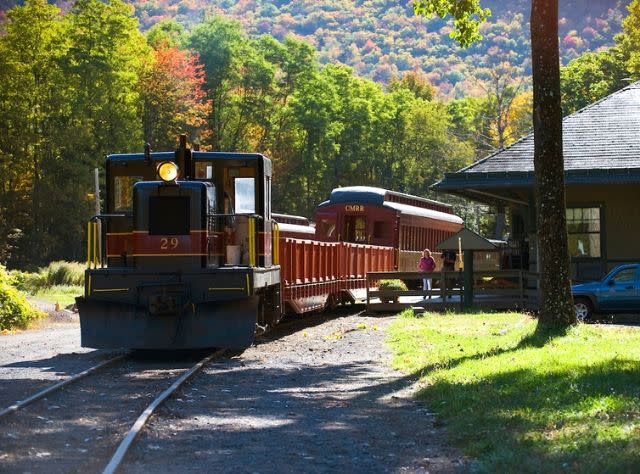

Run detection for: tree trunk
[[531, 0, 576, 326]]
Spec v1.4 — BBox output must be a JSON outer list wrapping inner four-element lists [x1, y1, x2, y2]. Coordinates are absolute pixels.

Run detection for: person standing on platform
[[418, 249, 436, 299], [441, 249, 457, 299]]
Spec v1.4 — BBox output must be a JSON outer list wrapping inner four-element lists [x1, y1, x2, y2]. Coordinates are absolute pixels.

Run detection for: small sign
[[345, 204, 365, 212]]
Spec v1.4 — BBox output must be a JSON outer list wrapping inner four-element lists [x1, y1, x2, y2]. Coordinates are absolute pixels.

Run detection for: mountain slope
[[137, 0, 632, 95], [1, 0, 631, 95]]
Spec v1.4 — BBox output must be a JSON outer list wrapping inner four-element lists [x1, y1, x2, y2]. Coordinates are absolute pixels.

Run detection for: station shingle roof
[[452, 81, 640, 176]]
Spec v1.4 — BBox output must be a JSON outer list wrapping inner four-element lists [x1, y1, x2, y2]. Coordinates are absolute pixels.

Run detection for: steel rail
[[0, 354, 127, 419], [103, 349, 226, 474]]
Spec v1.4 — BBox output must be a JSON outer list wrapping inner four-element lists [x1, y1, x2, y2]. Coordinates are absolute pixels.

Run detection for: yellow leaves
[[323, 331, 343, 341], [322, 322, 379, 341]]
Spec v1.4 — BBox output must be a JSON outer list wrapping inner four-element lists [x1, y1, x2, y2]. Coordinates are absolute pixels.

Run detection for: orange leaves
[[140, 45, 212, 148]]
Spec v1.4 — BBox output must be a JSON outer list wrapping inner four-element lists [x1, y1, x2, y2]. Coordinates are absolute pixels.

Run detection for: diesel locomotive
[[77, 137, 281, 349]]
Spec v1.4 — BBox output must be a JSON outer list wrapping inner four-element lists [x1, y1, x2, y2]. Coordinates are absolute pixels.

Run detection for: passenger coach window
[[114, 176, 142, 211], [354, 217, 366, 243], [235, 177, 255, 213], [373, 221, 390, 239]]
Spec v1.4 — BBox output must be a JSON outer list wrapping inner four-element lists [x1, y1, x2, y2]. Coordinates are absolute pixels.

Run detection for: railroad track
[[0, 349, 226, 473], [0, 354, 127, 419]]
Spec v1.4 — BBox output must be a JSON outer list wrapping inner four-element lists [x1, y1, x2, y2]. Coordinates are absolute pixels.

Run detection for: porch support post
[[463, 250, 474, 309]]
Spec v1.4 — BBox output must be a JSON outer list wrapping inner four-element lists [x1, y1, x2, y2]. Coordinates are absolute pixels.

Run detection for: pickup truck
[[572, 263, 640, 321]]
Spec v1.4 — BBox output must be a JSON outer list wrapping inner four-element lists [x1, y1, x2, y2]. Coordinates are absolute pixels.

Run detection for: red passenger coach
[[314, 186, 463, 271]]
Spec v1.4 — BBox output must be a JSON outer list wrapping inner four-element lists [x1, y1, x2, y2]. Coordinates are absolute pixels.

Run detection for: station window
[[114, 176, 141, 211], [567, 207, 601, 258]]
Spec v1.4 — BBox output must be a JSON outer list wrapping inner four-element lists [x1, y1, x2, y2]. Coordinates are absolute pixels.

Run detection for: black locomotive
[[77, 137, 281, 349]]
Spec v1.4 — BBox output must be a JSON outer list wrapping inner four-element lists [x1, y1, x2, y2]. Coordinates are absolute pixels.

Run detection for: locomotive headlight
[[157, 161, 179, 182]]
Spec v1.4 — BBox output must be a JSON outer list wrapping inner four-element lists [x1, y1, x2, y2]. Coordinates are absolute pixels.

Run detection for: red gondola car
[[272, 213, 316, 240]]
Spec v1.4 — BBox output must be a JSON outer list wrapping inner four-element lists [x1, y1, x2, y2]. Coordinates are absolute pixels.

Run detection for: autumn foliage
[[141, 44, 211, 149]]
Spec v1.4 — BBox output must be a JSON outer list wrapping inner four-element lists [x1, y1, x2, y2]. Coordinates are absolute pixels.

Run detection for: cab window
[[235, 177, 255, 213], [114, 176, 141, 211], [318, 219, 336, 239], [195, 162, 213, 180]]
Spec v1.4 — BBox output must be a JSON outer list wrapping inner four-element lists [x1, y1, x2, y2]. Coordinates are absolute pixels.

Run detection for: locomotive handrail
[[272, 222, 280, 265], [87, 220, 98, 269], [86, 214, 129, 269], [208, 212, 264, 219], [90, 213, 129, 220]]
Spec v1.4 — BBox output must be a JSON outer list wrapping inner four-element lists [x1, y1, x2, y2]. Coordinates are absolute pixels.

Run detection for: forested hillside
[[189, 0, 630, 95], [0, 1, 630, 94]]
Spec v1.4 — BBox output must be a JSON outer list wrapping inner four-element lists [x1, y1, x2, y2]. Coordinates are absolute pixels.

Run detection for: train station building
[[433, 81, 640, 282]]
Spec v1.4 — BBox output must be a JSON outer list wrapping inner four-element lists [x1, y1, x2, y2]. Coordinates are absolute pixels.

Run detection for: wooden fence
[[366, 270, 539, 313]]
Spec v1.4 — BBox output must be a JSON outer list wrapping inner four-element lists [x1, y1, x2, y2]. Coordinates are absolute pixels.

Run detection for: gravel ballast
[[126, 312, 467, 473], [1, 310, 466, 473]]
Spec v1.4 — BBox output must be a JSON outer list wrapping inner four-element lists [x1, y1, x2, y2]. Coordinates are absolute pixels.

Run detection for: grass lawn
[[31, 285, 83, 307], [387, 311, 640, 472]]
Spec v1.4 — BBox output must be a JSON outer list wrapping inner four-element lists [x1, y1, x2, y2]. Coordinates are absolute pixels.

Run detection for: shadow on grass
[[416, 358, 640, 472], [514, 323, 570, 349], [409, 320, 571, 379]]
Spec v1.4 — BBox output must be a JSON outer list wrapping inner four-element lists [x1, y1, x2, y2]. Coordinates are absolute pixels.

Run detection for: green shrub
[[0, 282, 45, 330], [41, 261, 85, 286], [378, 279, 408, 291], [7, 269, 46, 292]]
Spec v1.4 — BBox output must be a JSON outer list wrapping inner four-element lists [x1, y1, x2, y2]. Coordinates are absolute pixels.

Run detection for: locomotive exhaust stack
[[174, 133, 193, 180]]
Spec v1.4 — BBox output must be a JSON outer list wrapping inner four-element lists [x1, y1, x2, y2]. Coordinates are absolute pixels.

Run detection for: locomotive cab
[[77, 139, 282, 350]]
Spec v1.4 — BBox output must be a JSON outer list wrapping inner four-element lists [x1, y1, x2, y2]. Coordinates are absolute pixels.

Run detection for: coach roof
[[322, 186, 452, 208], [317, 186, 462, 224]]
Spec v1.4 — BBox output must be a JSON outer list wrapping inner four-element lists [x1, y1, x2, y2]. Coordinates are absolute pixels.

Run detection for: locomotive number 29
[[160, 237, 179, 250]]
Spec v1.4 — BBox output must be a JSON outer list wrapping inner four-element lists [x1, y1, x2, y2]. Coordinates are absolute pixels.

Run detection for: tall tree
[[414, 0, 576, 327], [561, 49, 627, 115], [530, 0, 575, 326], [140, 45, 211, 149], [477, 62, 526, 149], [187, 16, 246, 150], [618, 0, 640, 79], [63, 0, 147, 159], [0, 0, 70, 266]]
